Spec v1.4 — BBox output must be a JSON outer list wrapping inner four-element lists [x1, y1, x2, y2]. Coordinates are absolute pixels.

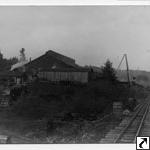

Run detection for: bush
[[10, 80, 137, 120], [101, 60, 117, 82], [11, 94, 62, 119]]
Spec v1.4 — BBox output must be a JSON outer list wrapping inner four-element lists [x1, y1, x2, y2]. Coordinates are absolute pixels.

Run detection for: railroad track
[[100, 101, 150, 143]]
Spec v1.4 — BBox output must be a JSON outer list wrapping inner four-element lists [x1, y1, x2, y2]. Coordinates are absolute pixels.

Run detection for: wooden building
[[25, 50, 89, 83]]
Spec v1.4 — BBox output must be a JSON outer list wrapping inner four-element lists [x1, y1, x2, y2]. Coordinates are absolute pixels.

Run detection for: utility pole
[[117, 54, 131, 87], [124, 54, 130, 87]]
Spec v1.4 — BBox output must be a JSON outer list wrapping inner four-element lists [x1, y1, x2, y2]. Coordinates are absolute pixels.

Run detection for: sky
[[1, 6, 150, 71]]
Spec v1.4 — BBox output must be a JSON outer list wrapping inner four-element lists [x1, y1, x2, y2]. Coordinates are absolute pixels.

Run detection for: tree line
[[0, 51, 18, 72]]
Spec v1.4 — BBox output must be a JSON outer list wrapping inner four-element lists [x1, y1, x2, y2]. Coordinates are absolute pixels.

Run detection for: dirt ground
[[0, 110, 121, 144]]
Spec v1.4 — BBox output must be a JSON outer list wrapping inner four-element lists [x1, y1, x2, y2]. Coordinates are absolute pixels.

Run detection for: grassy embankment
[[0, 80, 148, 143]]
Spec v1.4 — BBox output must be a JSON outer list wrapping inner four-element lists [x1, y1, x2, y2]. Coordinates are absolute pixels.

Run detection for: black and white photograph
[[0, 6, 149, 146]]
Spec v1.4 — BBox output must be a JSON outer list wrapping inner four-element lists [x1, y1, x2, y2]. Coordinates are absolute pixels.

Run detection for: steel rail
[[134, 98, 147, 111], [114, 102, 147, 143], [133, 103, 150, 143]]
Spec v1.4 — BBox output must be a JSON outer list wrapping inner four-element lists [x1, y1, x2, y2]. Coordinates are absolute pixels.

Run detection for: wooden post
[[125, 54, 131, 87]]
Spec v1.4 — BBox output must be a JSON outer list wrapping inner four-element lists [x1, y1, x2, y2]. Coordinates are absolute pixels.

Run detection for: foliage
[[101, 60, 117, 81], [11, 94, 62, 119], [0, 51, 18, 72], [10, 80, 129, 120]]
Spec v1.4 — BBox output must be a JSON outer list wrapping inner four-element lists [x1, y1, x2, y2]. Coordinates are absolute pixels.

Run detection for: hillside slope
[[117, 70, 150, 87]]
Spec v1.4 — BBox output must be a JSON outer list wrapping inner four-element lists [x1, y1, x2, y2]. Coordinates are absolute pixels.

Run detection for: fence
[[38, 71, 89, 83]]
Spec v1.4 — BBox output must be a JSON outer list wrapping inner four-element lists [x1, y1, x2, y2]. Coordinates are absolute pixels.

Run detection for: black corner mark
[[139, 138, 147, 148]]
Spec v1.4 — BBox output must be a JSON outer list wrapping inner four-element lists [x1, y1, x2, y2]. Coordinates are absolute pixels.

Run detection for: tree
[[20, 48, 26, 61], [0, 51, 3, 60], [0, 51, 18, 72], [101, 60, 117, 81]]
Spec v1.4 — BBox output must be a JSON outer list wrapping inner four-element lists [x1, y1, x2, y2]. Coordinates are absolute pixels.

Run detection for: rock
[[123, 109, 130, 116]]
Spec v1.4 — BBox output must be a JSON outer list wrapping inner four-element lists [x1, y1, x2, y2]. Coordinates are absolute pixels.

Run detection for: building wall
[[38, 71, 88, 83]]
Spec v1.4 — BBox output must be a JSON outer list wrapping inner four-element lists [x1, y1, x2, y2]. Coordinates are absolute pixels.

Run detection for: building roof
[[25, 50, 87, 72], [11, 60, 28, 71], [46, 50, 75, 67]]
